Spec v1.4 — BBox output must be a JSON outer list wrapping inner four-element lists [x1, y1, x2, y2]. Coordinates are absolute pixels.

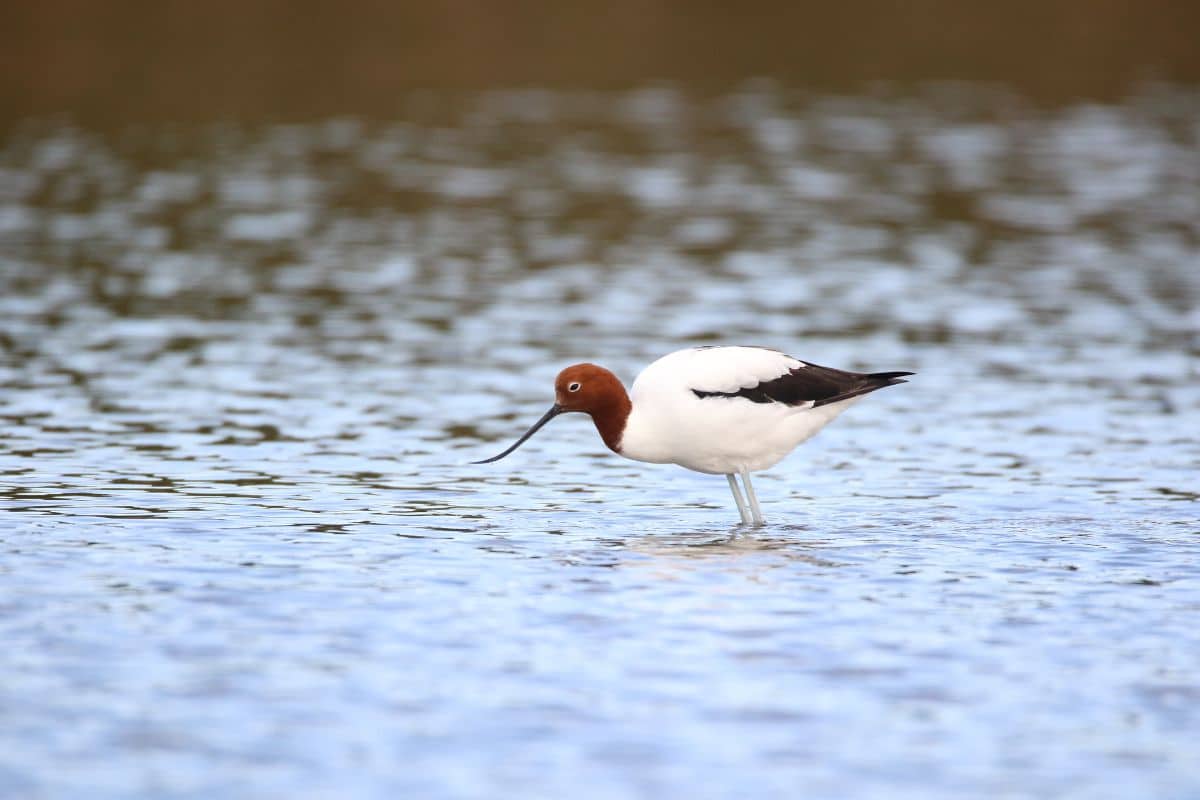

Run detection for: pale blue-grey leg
[[726, 474, 752, 525], [739, 467, 765, 526]]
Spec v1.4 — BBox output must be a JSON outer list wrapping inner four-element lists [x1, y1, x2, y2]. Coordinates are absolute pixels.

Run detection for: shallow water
[[2, 86, 1199, 799]]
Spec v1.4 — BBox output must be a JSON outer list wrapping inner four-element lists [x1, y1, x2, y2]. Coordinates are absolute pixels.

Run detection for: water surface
[[1, 86, 1199, 799]]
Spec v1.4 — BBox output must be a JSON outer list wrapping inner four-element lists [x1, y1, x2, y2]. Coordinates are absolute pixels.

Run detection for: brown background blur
[[3, 0, 1199, 125]]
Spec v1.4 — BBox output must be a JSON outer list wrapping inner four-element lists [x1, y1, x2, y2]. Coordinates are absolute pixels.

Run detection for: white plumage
[[620, 347, 862, 474]]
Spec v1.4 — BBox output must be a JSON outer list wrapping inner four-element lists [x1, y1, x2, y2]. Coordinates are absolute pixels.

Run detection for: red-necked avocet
[[474, 346, 913, 526]]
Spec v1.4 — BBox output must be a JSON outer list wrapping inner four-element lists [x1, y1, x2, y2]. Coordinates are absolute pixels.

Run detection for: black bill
[[472, 404, 564, 464]]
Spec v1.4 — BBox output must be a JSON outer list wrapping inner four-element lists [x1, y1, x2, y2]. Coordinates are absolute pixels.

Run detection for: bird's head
[[554, 363, 624, 415]]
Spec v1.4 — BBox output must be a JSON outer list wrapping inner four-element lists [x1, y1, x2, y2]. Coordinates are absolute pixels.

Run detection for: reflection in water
[[1, 86, 1199, 798], [620, 529, 848, 568]]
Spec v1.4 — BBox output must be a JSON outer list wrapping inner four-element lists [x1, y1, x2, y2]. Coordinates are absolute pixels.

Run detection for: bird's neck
[[590, 386, 633, 454]]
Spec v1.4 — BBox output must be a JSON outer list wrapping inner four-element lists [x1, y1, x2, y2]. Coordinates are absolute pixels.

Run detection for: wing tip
[[869, 370, 915, 386], [809, 370, 914, 407]]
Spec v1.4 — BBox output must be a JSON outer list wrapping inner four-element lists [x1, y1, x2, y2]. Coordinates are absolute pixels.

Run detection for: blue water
[[2, 86, 1198, 799]]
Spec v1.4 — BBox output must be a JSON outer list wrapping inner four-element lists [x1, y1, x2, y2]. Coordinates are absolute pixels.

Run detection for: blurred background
[[4, 0, 1200, 123], [2, 3, 1199, 800]]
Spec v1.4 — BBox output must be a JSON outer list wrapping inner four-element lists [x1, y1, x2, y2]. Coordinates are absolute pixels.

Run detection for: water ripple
[[1, 86, 1199, 799]]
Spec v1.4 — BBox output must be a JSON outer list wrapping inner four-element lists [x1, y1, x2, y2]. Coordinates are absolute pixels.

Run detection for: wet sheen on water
[[1, 86, 1199, 799]]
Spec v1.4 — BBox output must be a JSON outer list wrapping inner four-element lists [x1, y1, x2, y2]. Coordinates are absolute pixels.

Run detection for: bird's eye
[[568, 382, 582, 393]]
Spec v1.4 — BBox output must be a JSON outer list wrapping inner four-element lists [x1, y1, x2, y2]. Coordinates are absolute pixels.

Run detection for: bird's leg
[[739, 468, 765, 526], [726, 474, 752, 526]]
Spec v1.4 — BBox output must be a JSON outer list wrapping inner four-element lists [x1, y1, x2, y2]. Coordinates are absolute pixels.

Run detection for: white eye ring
[[568, 382, 582, 392]]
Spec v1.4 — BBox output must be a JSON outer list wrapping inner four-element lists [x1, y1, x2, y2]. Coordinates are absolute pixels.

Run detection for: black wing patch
[[692, 363, 913, 408]]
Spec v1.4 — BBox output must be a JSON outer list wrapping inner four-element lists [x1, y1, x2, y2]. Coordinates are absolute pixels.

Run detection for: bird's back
[[629, 346, 800, 401]]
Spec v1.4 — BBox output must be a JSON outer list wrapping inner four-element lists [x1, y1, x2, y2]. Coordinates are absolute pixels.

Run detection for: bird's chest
[[615, 404, 676, 466], [618, 396, 775, 474]]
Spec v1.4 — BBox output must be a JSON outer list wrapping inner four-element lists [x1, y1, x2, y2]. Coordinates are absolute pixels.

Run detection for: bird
[[474, 346, 913, 525]]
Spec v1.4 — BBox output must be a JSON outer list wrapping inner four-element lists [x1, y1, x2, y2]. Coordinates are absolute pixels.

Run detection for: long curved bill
[[473, 404, 563, 464]]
